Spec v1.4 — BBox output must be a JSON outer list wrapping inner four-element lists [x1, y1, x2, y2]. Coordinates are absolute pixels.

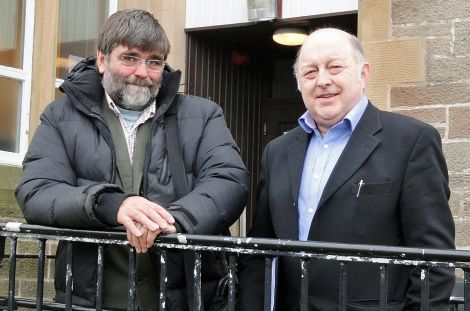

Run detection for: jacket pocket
[[351, 181, 393, 196]]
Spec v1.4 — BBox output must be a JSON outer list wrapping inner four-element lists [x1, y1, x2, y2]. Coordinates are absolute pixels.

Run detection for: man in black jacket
[[16, 9, 249, 310]]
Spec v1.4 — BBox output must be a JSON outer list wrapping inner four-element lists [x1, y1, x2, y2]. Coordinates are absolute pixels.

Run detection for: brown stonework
[[455, 219, 470, 248], [427, 56, 470, 83], [358, 0, 390, 41], [427, 37, 452, 58], [393, 108, 445, 125], [449, 173, 470, 191], [436, 126, 446, 139], [449, 106, 470, 139], [443, 142, 470, 172], [390, 83, 470, 107], [392, 0, 470, 24], [449, 191, 462, 217], [0, 189, 21, 220], [462, 196, 470, 219], [392, 22, 450, 38], [454, 20, 470, 55]]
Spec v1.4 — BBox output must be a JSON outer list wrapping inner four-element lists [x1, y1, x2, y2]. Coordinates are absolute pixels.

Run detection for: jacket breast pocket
[[351, 181, 393, 197]]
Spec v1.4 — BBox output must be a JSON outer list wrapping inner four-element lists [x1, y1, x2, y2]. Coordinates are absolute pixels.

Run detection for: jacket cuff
[[173, 220, 184, 233], [94, 192, 135, 226]]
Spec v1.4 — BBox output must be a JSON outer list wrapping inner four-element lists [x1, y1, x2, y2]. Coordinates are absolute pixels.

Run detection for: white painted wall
[[282, 0, 357, 18], [186, 0, 358, 29]]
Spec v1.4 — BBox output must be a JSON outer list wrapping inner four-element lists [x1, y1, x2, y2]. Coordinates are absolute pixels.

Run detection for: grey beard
[[102, 72, 160, 111]]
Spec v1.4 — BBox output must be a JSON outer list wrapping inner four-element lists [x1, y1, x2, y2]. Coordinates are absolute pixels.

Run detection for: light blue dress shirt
[[297, 95, 369, 241]]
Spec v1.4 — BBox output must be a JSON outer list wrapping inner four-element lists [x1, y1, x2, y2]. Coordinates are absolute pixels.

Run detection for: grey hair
[[293, 28, 366, 79], [97, 9, 170, 59]]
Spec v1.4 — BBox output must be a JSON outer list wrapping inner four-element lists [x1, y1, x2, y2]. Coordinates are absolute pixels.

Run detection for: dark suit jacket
[[238, 103, 455, 311]]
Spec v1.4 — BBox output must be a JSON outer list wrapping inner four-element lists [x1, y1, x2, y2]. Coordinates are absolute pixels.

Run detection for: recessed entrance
[[185, 13, 357, 231]]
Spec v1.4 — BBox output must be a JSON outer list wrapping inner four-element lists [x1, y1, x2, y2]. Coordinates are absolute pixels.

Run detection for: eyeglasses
[[119, 54, 165, 72]]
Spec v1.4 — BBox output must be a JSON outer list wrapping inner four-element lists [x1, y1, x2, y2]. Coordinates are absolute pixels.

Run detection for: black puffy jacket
[[15, 57, 249, 307]]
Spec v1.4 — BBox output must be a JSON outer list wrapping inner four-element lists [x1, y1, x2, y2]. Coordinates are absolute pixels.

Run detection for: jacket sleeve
[[400, 124, 455, 310], [167, 98, 250, 235], [15, 105, 125, 228]]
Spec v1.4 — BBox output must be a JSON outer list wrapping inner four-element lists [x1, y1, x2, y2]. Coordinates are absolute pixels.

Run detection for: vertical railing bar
[[35, 239, 46, 311], [263, 257, 273, 311], [339, 262, 347, 311], [95, 245, 105, 311], [228, 254, 237, 311], [7, 237, 17, 311], [300, 258, 309, 311], [0, 236, 5, 267], [65, 242, 73, 311], [464, 269, 470, 311], [193, 252, 202, 311], [127, 247, 136, 311], [159, 250, 167, 311], [420, 267, 429, 311], [379, 265, 388, 311]]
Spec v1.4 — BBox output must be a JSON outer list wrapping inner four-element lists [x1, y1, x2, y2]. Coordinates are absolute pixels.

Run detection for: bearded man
[[16, 9, 249, 311]]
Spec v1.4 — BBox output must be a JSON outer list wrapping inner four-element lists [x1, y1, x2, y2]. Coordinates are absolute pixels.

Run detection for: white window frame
[[0, 0, 35, 166], [55, 0, 118, 88]]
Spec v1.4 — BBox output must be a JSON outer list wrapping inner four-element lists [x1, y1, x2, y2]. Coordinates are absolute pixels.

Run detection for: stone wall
[[359, 0, 470, 249], [0, 166, 57, 304]]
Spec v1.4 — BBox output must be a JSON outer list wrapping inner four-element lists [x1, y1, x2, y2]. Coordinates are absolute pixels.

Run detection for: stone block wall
[[359, 0, 470, 249], [0, 165, 57, 305]]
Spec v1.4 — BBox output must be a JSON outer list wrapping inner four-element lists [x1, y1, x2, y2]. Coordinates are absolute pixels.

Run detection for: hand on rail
[[117, 196, 175, 238], [127, 222, 177, 253]]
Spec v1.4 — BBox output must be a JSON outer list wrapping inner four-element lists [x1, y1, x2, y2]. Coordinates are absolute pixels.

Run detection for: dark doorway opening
[[185, 13, 357, 232]]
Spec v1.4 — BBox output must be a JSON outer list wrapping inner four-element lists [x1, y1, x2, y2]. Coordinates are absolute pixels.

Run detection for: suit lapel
[[287, 128, 310, 206], [279, 129, 310, 239], [318, 103, 382, 206]]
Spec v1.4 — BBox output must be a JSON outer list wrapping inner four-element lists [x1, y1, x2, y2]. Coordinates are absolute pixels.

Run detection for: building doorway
[[185, 13, 357, 232]]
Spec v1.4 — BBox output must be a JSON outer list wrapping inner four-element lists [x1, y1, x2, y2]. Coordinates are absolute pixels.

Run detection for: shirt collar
[[298, 95, 369, 134]]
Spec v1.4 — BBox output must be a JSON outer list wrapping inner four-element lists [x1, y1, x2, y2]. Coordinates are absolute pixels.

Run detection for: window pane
[[56, 0, 109, 79], [0, 0, 25, 68], [0, 77, 22, 153]]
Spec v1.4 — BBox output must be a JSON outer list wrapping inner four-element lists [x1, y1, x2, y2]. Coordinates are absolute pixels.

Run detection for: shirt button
[[323, 144, 329, 149], [313, 174, 320, 179], [308, 208, 314, 213]]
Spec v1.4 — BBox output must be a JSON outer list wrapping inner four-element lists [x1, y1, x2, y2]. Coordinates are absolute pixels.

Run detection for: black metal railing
[[1, 222, 469, 311]]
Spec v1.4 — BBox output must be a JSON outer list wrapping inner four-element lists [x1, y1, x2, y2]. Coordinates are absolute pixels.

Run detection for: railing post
[[339, 262, 347, 311], [35, 239, 46, 311], [95, 245, 105, 311], [65, 242, 73, 311], [228, 254, 237, 311], [159, 250, 167, 311], [300, 258, 309, 311], [379, 265, 388, 311], [420, 267, 430, 311], [0, 236, 5, 267], [464, 269, 470, 311], [127, 247, 136, 311], [264, 256, 274, 311], [7, 237, 17, 311], [193, 252, 202, 311]]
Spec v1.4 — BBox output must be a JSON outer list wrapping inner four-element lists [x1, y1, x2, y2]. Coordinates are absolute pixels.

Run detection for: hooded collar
[[59, 56, 182, 119]]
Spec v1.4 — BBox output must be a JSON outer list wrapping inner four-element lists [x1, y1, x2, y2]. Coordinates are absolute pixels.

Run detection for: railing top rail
[[2, 222, 470, 265]]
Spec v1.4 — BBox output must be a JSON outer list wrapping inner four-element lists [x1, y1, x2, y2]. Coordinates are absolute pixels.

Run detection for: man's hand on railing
[[127, 222, 176, 253], [117, 196, 176, 253]]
